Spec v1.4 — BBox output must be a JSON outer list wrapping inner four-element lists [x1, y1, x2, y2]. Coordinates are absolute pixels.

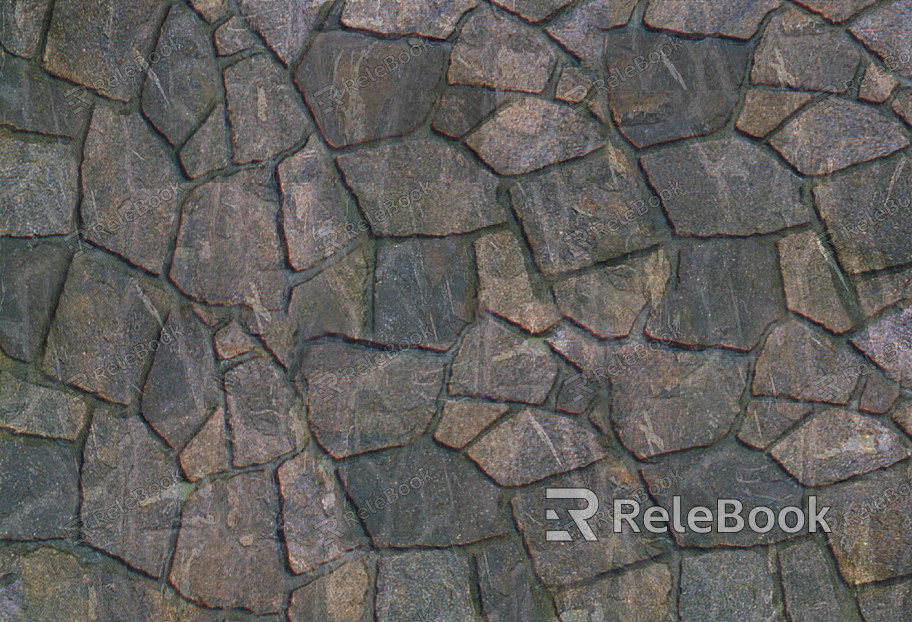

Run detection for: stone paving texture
[[1, 0, 912, 621]]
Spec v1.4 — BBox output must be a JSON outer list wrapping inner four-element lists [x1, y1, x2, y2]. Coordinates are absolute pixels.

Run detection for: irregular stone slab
[[296, 32, 446, 148], [753, 319, 865, 404], [171, 168, 285, 310], [338, 138, 505, 236], [375, 551, 475, 622], [0, 135, 77, 236], [477, 542, 546, 622], [141, 7, 219, 145], [851, 307, 912, 389], [647, 239, 783, 351], [178, 408, 228, 481], [475, 231, 559, 334], [374, 237, 474, 350], [770, 101, 909, 175], [214, 320, 255, 359], [0, 0, 52, 58], [42, 252, 169, 405], [278, 448, 361, 574], [468, 409, 604, 486], [546, 0, 638, 69], [556, 372, 599, 415], [0, 372, 88, 440], [778, 230, 853, 333], [432, 87, 506, 138], [893, 90, 912, 125], [857, 267, 912, 317], [466, 97, 603, 175], [641, 137, 807, 237], [859, 579, 912, 622], [190, 0, 228, 22], [170, 471, 285, 613], [850, 0, 912, 78], [226, 357, 306, 467], [815, 158, 912, 274], [82, 107, 183, 274], [301, 342, 445, 458], [604, 30, 749, 147], [179, 103, 230, 178], [492, 0, 573, 22], [643, 445, 804, 547], [510, 145, 667, 275], [289, 557, 373, 622], [556, 562, 674, 622], [215, 16, 260, 55], [0, 238, 71, 362], [238, 0, 333, 65], [780, 542, 851, 622], [861, 371, 900, 414], [860, 64, 899, 102], [450, 317, 560, 404], [0, 438, 78, 540], [279, 136, 360, 270], [736, 90, 811, 137], [737, 400, 812, 449], [82, 406, 180, 577], [751, 7, 861, 92], [0, 55, 88, 137], [434, 401, 508, 449], [448, 5, 556, 93], [772, 409, 910, 486], [342, 0, 475, 38], [646, 0, 779, 38], [512, 458, 670, 586], [43, 0, 167, 101], [556, 66, 596, 103], [225, 54, 310, 163], [819, 463, 912, 584], [794, 0, 876, 22], [680, 551, 780, 622], [338, 443, 508, 547]]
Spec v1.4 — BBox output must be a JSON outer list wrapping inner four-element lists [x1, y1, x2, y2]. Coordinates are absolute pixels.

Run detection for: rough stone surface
[[342, 0, 475, 39], [179, 408, 228, 481], [477, 542, 546, 622], [288, 557, 373, 622], [737, 400, 812, 449], [893, 90, 912, 125], [214, 320, 255, 359], [238, 0, 333, 65], [850, 0, 912, 79], [434, 401, 508, 449], [645, 0, 780, 39], [0, 372, 87, 440], [375, 551, 476, 622], [0, 54, 88, 137], [860, 64, 899, 102], [780, 542, 851, 622], [858, 579, 912, 622], [179, 103, 230, 178], [466, 97, 603, 175], [857, 267, 912, 317], [794, 0, 876, 22], [736, 90, 811, 137], [492, 0, 573, 22], [0, 0, 52, 58], [680, 550, 781, 622], [337, 138, 506, 236], [215, 16, 260, 55], [546, 0, 639, 69], [190, 0, 228, 22], [851, 307, 912, 389], [556, 562, 674, 622], [432, 87, 506, 138], [861, 371, 901, 414]]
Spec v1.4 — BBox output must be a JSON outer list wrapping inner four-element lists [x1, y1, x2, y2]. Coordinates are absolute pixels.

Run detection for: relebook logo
[[546, 488, 833, 541]]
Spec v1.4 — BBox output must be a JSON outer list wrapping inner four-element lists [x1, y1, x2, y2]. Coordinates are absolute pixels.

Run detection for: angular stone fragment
[[753, 319, 866, 404], [215, 320, 254, 359], [736, 90, 811, 137], [475, 231, 559, 334], [432, 88, 506, 138], [374, 238, 474, 350], [850, 0, 912, 78], [546, 0, 638, 69], [0, 372, 88, 440], [793, 0, 875, 22], [860, 64, 899, 102], [42, 252, 169, 405], [647, 0, 779, 38], [82, 406, 180, 577], [641, 137, 808, 237], [301, 342, 445, 458], [556, 66, 595, 103], [278, 448, 361, 574], [238, 0, 333, 65], [434, 401, 508, 449], [751, 7, 861, 92], [857, 267, 912, 317], [492, 0, 573, 22], [0, 0, 52, 58], [289, 557, 373, 622], [680, 551, 780, 622], [780, 542, 851, 622], [450, 317, 560, 404], [0, 238, 71, 362], [226, 357, 306, 467], [772, 409, 910, 486], [861, 371, 900, 414], [141, 8, 219, 144], [179, 104, 230, 178], [0, 55, 88, 137], [0, 135, 77, 236], [0, 438, 78, 540], [296, 32, 446, 148], [215, 16, 260, 55], [771, 101, 909, 175], [376, 551, 475, 622], [647, 239, 783, 350], [510, 146, 667, 275], [858, 579, 912, 622], [643, 445, 804, 547], [467, 97, 603, 175], [556, 562, 674, 622], [448, 5, 556, 93], [778, 230, 853, 333], [225, 54, 310, 163], [170, 471, 285, 614], [893, 90, 912, 125], [339, 443, 508, 547], [815, 158, 912, 273], [342, 0, 475, 38], [604, 30, 749, 147], [43, 0, 166, 101], [279, 137, 360, 270], [556, 373, 599, 415], [477, 542, 545, 622], [171, 168, 285, 309], [179, 408, 228, 481], [737, 400, 811, 449], [851, 307, 912, 389]]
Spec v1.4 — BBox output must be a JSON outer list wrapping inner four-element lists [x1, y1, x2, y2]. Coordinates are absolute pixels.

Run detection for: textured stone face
[[477, 542, 546, 622], [376, 551, 476, 622], [680, 550, 781, 622], [645, 0, 780, 38], [850, 0, 912, 78], [546, 0, 638, 68], [289, 557, 374, 622], [432, 87, 506, 137], [556, 562, 674, 622], [343, 0, 476, 38], [179, 409, 228, 481], [794, 0, 876, 22], [736, 90, 811, 137], [780, 542, 851, 622], [858, 580, 912, 622], [238, 0, 334, 65], [434, 401, 508, 449], [179, 104, 230, 178], [851, 307, 912, 389], [492, 0, 573, 22], [0, 372, 88, 440], [737, 400, 812, 449], [0, 55, 88, 138], [0, 0, 52, 58]]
